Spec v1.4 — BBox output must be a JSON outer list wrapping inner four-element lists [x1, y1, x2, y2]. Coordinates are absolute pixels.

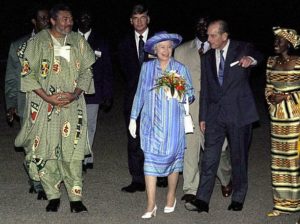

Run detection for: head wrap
[[273, 27, 300, 49]]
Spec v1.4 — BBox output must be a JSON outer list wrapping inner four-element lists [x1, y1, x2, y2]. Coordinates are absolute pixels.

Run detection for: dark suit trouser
[[124, 110, 145, 184], [196, 113, 252, 204]]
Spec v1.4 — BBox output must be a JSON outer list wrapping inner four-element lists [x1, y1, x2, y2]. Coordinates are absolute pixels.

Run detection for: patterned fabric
[[130, 58, 194, 176], [265, 56, 300, 213], [15, 29, 95, 181], [273, 27, 300, 49]]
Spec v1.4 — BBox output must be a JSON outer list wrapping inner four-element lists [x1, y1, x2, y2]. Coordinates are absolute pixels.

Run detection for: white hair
[[153, 40, 174, 54]]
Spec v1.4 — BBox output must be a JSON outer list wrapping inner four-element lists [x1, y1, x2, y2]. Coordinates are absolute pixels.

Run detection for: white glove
[[128, 119, 137, 138]]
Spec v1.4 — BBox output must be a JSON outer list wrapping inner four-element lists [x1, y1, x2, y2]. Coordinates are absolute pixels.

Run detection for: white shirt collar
[[218, 39, 230, 59], [215, 39, 230, 74], [195, 37, 210, 54], [135, 28, 149, 44], [31, 29, 36, 37], [78, 29, 92, 40]]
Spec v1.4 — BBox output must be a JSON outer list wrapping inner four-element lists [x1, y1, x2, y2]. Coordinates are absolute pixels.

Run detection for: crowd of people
[[4, 1, 299, 222]]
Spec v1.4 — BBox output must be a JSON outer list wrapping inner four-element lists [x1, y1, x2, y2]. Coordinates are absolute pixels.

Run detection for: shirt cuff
[[248, 56, 257, 65]]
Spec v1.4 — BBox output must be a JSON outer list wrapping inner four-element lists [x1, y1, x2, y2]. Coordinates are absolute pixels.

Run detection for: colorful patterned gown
[[130, 58, 194, 176], [265, 56, 300, 213], [15, 29, 95, 182]]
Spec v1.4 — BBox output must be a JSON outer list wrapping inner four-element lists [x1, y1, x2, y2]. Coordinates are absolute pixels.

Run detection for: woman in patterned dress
[[129, 31, 194, 218], [265, 27, 300, 216]]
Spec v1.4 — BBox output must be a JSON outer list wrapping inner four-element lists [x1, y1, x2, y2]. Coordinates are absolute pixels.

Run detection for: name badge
[[54, 45, 71, 62]]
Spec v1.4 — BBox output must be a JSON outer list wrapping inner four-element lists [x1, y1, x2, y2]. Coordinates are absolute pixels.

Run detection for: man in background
[[77, 9, 113, 171], [5, 4, 50, 200], [118, 3, 168, 193]]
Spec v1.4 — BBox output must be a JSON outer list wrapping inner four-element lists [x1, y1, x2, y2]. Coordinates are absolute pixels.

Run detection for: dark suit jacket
[[118, 29, 154, 114], [200, 40, 263, 127], [5, 34, 31, 119], [84, 30, 113, 105]]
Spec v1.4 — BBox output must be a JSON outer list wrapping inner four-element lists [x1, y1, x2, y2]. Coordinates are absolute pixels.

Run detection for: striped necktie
[[198, 42, 204, 55], [218, 50, 225, 85]]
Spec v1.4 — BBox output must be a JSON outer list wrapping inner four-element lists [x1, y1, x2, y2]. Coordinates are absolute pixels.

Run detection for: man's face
[[51, 10, 73, 36], [195, 18, 208, 41], [130, 12, 149, 34], [207, 23, 228, 49], [78, 12, 92, 33], [34, 10, 50, 32]]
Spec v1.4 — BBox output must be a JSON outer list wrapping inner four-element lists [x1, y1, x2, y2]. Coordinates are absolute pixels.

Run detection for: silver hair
[[153, 40, 174, 54]]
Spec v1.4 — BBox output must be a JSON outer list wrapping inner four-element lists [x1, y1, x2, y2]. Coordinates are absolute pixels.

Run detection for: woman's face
[[274, 36, 290, 54], [155, 40, 173, 62]]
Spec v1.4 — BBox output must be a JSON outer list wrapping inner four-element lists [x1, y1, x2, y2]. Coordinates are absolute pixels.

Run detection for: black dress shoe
[[228, 201, 243, 211], [185, 199, 209, 213], [82, 165, 87, 173], [29, 186, 37, 194], [181, 194, 196, 203], [37, 191, 47, 200], [70, 201, 88, 213], [121, 182, 145, 193], [157, 177, 168, 187], [85, 163, 93, 169], [221, 181, 232, 197], [46, 199, 60, 212]]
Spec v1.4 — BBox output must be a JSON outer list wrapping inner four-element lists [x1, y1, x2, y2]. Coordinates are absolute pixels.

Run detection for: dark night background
[[1, 0, 300, 61]]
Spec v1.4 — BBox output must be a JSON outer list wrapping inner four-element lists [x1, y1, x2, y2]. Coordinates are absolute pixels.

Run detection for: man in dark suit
[[118, 3, 168, 193], [77, 9, 113, 171], [175, 16, 232, 205], [5, 4, 50, 200], [187, 20, 263, 212]]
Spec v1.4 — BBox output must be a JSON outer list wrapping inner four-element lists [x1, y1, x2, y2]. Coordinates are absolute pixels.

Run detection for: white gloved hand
[[128, 119, 137, 138]]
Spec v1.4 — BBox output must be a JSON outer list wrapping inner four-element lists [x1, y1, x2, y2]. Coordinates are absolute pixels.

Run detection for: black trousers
[[124, 110, 145, 184], [196, 113, 252, 204]]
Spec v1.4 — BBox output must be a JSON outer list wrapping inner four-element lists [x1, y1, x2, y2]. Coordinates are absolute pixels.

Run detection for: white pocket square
[[95, 50, 102, 58]]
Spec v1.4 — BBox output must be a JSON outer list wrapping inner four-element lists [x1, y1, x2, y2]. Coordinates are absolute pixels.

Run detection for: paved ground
[[0, 65, 299, 224]]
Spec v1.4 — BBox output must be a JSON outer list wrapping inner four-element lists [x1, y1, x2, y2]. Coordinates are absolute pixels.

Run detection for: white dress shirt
[[78, 29, 92, 40], [134, 28, 149, 57], [215, 40, 230, 75], [195, 38, 210, 54], [215, 39, 257, 75]]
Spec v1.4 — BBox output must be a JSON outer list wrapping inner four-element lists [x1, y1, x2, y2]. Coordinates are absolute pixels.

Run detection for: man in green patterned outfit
[[15, 3, 95, 213]]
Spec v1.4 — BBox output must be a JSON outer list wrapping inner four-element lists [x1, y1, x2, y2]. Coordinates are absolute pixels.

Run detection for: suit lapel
[[87, 31, 95, 48], [209, 50, 219, 84], [130, 32, 139, 59], [145, 29, 154, 61], [222, 41, 238, 88]]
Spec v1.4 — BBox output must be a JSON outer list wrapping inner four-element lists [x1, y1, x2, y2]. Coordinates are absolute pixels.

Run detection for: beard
[[55, 25, 72, 36]]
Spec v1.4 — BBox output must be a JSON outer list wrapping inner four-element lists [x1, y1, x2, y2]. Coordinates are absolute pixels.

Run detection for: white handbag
[[184, 97, 194, 134]]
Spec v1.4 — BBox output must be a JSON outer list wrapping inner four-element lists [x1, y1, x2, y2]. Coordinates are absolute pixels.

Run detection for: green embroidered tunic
[[15, 29, 95, 180]]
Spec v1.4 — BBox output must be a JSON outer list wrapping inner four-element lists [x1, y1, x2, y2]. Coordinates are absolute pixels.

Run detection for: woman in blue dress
[[129, 31, 194, 218]]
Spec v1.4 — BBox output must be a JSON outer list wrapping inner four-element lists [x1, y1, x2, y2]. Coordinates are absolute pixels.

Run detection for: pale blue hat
[[144, 31, 182, 55]]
